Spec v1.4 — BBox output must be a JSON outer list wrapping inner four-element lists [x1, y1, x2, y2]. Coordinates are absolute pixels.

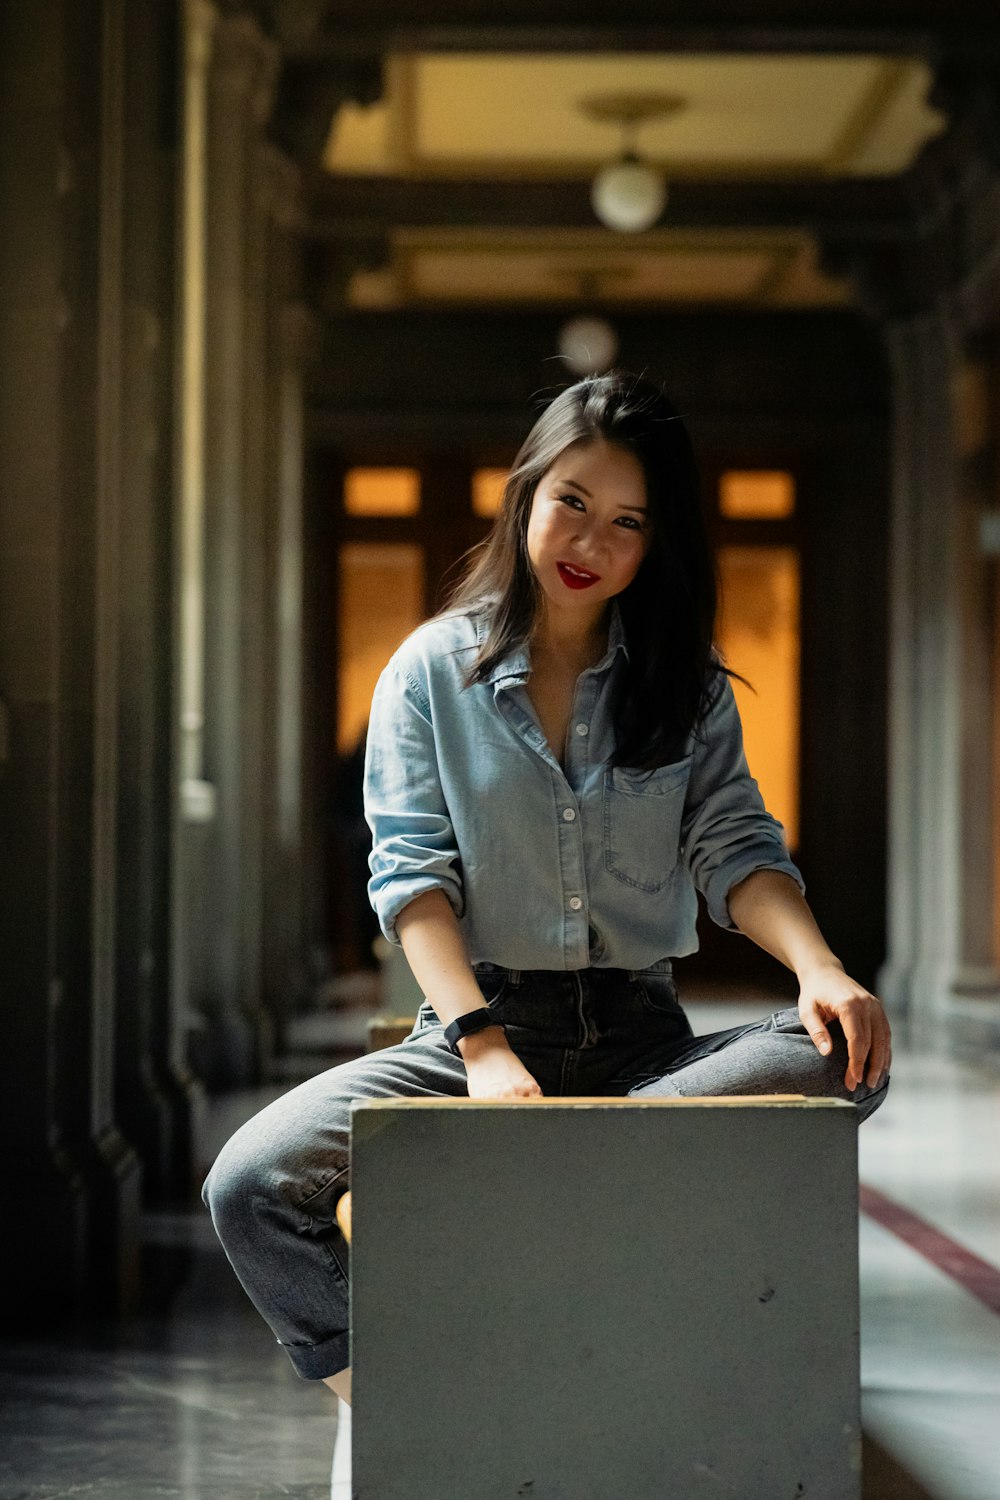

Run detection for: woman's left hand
[[796, 962, 892, 1093]]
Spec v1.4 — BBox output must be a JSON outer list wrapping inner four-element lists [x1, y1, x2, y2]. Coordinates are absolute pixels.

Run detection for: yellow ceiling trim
[[392, 54, 419, 173], [822, 57, 914, 173], [392, 225, 818, 255], [395, 236, 417, 304], [545, 263, 638, 297], [385, 54, 414, 173], [753, 245, 801, 300], [372, 152, 884, 183], [387, 240, 842, 305]]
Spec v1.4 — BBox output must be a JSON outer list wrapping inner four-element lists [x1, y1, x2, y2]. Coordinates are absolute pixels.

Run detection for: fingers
[[802, 989, 893, 1093], [865, 1009, 892, 1089], [854, 1001, 891, 1089], [799, 1001, 832, 1058], [838, 1001, 894, 1091], [838, 1006, 873, 1091]]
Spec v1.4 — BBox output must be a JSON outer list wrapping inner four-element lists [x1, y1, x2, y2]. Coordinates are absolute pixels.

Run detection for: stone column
[[181, 9, 280, 1088], [169, 0, 215, 1149], [877, 315, 961, 1041], [0, 0, 143, 1322], [236, 44, 282, 1076], [83, 0, 146, 1305], [114, 0, 201, 1201], [947, 350, 1000, 1043], [258, 141, 318, 1044], [876, 313, 1000, 1051], [266, 296, 320, 1038]]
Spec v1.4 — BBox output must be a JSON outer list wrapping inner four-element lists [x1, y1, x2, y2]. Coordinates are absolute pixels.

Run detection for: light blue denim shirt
[[363, 602, 805, 971]]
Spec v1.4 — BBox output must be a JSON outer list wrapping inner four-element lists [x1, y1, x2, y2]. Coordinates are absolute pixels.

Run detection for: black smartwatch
[[443, 1006, 505, 1057]]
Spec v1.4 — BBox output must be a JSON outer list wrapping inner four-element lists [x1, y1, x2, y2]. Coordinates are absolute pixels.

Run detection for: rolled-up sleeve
[[680, 670, 805, 932], [363, 661, 465, 944]]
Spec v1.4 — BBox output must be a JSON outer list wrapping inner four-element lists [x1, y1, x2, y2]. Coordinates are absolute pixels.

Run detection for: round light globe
[[557, 316, 619, 375], [591, 158, 666, 232]]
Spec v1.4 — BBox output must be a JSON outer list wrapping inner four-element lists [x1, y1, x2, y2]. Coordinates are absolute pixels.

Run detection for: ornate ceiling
[[318, 51, 944, 309], [261, 2, 1000, 314]]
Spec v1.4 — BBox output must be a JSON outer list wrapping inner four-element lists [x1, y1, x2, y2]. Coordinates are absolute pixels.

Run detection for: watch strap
[[443, 1006, 504, 1057]]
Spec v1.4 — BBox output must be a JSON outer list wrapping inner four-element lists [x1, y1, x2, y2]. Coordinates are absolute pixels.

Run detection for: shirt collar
[[474, 598, 630, 685]]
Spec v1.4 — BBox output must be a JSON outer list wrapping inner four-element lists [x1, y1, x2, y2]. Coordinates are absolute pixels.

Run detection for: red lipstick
[[557, 560, 601, 590]]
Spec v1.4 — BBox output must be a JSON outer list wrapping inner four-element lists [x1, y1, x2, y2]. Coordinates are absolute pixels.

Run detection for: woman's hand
[[796, 962, 892, 1093], [463, 1038, 544, 1101], [392, 893, 543, 1099]]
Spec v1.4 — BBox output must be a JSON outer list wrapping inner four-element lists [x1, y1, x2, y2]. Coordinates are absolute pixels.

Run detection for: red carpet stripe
[[860, 1182, 1000, 1317]]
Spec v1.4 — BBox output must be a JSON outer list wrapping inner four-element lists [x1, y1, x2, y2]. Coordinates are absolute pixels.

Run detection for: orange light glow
[[719, 471, 795, 520], [472, 468, 510, 518], [338, 543, 424, 754], [344, 467, 420, 517], [716, 545, 800, 850]]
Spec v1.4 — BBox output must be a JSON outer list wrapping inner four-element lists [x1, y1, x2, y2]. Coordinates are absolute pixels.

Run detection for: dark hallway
[[2, 2, 1000, 1496]]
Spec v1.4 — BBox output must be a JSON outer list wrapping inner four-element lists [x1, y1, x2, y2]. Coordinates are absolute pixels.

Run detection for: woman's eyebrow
[[557, 477, 648, 513]]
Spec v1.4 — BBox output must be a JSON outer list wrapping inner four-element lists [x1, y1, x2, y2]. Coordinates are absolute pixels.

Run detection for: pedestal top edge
[[350, 1094, 857, 1110]]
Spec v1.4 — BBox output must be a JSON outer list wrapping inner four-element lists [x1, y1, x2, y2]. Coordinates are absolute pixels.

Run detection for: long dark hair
[[439, 369, 748, 770]]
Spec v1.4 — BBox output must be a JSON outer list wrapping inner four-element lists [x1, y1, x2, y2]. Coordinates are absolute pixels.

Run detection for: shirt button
[[575, 723, 589, 736], [562, 807, 576, 822], [569, 896, 583, 911]]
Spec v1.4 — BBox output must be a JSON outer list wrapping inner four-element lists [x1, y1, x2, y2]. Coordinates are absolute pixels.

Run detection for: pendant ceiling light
[[580, 92, 686, 233], [558, 315, 619, 375]]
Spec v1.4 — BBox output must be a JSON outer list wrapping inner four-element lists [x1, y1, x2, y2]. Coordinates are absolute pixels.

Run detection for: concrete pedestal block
[[350, 1096, 860, 1500]]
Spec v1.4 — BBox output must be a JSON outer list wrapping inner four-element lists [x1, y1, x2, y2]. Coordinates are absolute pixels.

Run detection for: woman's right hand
[[462, 1038, 544, 1100]]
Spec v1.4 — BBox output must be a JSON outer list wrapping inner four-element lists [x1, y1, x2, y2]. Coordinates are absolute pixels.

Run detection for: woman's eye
[[558, 493, 585, 510], [616, 516, 642, 530]]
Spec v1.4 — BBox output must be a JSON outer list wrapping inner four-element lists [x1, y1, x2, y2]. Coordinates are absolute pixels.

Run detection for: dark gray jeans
[[202, 960, 888, 1381]]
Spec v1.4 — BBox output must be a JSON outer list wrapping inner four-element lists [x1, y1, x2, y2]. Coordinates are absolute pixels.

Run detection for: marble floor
[[1, 991, 998, 1499]]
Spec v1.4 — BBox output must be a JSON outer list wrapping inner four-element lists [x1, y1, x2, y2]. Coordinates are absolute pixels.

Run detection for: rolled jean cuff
[[278, 1325, 351, 1381]]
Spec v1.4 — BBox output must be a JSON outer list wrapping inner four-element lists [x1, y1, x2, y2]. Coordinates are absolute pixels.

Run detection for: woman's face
[[526, 437, 652, 621]]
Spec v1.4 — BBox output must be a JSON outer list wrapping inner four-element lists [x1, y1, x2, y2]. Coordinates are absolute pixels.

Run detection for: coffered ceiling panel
[[408, 245, 776, 301], [325, 52, 944, 178], [347, 228, 852, 309]]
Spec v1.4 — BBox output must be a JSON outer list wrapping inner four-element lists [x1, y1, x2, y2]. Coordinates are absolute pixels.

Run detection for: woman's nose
[[571, 529, 603, 564]]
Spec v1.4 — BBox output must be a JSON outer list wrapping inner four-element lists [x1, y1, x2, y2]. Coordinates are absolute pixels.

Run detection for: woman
[[203, 370, 891, 1418]]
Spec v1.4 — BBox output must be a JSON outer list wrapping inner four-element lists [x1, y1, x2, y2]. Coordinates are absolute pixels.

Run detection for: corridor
[[3, 3, 1000, 1496], [1, 990, 996, 1500]]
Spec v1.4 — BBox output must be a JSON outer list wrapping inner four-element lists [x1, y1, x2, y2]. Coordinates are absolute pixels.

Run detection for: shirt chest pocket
[[603, 755, 693, 894]]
